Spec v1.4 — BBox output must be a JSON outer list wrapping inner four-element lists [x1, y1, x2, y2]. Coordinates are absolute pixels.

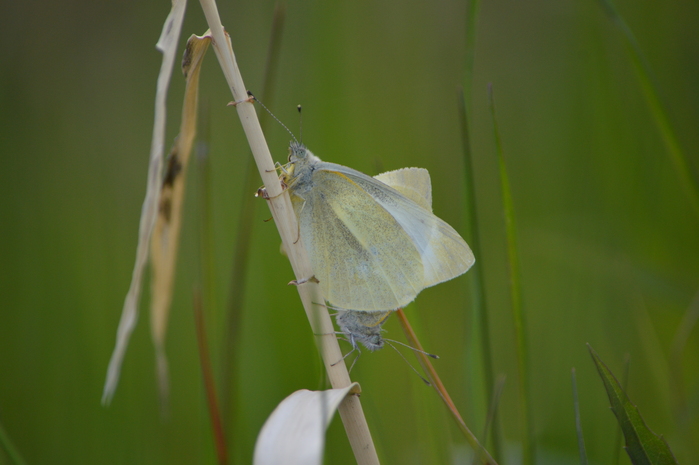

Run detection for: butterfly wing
[[292, 165, 424, 311], [374, 167, 432, 211], [290, 161, 474, 311], [334, 165, 475, 290]]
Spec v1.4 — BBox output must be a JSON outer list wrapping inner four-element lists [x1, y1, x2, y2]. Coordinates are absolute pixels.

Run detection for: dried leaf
[[102, 0, 188, 405], [254, 384, 361, 465], [149, 31, 211, 402]]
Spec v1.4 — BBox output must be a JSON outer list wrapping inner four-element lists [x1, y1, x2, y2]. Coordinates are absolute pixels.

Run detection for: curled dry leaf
[[149, 31, 211, 403], [254, 384, 361, 465]]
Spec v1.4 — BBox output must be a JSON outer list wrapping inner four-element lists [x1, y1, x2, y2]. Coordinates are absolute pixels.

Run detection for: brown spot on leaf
[[163, 150, 182, 188]]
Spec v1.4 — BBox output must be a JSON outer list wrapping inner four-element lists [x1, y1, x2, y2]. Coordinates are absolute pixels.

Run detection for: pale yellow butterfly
[[278, 142, 475, 352]]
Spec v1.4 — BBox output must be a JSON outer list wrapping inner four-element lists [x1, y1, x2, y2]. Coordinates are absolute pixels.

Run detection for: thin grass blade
[[597, 0, 699, 215], [572, 368, 588, 465], [458, 87, 500, 460], [669, 290, 699, 414], [462, 0, 481, 109], [220, 2, 287, 426], [395, 310, 498, 465], [0, 420, 28, 465], [488, 84, 535, 464], [472, 374, 506, 465], [197, 1, 379, 462], [193, 287, 227, 464], [612, 353, 631, 465]]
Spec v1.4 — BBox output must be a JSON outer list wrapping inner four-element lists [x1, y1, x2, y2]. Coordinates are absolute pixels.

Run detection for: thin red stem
[[193, 288, 228, 465]]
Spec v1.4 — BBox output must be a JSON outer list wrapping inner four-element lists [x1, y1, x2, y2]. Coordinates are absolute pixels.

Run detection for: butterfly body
[[335, 310, 392, 352]]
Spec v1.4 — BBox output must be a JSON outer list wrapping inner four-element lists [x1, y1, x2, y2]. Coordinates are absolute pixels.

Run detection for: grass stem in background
[[396, 310, 498, 465], [193, 287, 228, 465], [571, 368, 588, 465], [488, 83, 535, 465], [597, 0, 699, 216], [612, 353, 631, 465], [196, 105, 216, 357], [219, 0, 286, 433], [196, 1, 379, 462], [462, 0, 481, 110], [669, 290, 699, 417], [0, 420, 28, 465], [458, 87, 501, 460], [472, 374, 506, 465]]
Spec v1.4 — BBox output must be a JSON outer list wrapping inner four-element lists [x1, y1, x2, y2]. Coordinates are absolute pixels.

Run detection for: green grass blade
[[0, 420, 28, 465], [588, 344, 679, 465], [462, 0, 481, 109], [488, 84, 535, 465], [471, 374, 506, 465], [458, 88, 501, 461], [219, 2, 287, 427], [571, 368, 588, 465], [597, 0, 699, 216], [612, 353, 631, 465], [669, 290, 699, 413]]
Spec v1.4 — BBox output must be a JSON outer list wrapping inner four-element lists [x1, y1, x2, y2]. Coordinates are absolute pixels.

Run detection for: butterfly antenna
[[297, 105, 303, 144], [384, 340, 432, 386], [384, 338, 439, 359], [247, 90, 298, 143]]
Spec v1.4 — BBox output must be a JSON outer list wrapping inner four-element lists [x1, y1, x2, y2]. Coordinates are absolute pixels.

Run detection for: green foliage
[[589, 345, 678, 465]]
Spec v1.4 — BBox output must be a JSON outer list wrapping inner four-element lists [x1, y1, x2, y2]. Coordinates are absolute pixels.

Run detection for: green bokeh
[[1, 1, 697, 464]]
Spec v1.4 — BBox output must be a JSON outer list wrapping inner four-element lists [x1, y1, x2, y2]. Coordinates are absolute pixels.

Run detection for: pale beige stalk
[[197, 1, 379, 463]]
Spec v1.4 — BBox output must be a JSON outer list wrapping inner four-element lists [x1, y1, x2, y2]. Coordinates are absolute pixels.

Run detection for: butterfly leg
[[226, 95, 254, 107], [288, 275, 319, 286]]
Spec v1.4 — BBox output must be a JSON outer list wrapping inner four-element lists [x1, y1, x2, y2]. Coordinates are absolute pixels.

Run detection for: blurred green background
[[1, 0, 697, 464]]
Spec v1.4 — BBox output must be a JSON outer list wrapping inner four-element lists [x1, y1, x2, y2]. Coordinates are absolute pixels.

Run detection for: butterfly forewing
[[285, 148, 475, 313], [294, 166, 424, 311], [336, 166, 475, 290], [374, 168, 433, 211]]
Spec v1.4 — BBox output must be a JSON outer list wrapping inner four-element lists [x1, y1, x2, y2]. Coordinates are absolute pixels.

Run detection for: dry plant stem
[[395, 310, 497, 465], [197, 1, 378, 463], [193, 288, 227, 465]]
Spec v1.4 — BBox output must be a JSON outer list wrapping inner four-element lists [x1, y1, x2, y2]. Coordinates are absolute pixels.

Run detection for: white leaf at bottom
[[254, 383, 361, 465]]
